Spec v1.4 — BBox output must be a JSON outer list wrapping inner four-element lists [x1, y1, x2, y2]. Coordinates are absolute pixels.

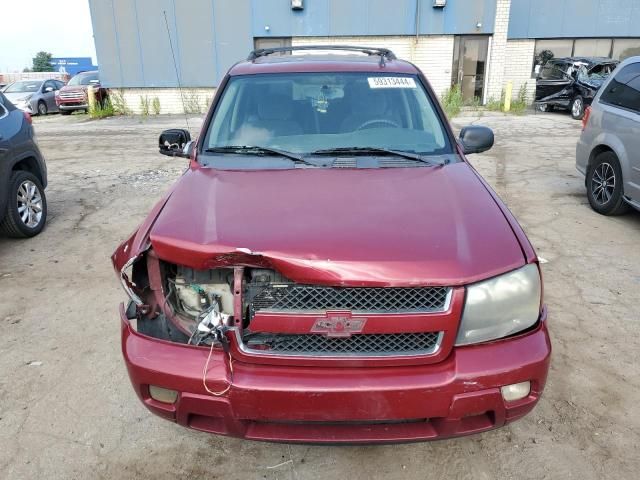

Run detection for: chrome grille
[[244, 332, 442, 356], [251, 285, 450, 314], [59, 91, 86, 100]]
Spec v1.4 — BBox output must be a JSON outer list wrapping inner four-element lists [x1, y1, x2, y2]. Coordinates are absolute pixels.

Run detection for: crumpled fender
[[111, 183, 178, 272]]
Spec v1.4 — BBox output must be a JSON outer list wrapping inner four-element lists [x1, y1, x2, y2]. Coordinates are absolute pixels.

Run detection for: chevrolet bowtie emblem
[[311, 311, 367, 337]]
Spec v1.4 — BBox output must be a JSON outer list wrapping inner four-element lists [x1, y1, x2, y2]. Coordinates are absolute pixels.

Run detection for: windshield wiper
[[311, 147, 448, 166], [205, 145, 318, 166]]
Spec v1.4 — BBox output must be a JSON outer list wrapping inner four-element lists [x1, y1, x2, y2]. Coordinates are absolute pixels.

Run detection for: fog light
[[149, 385, 179, 404], [501, 381, 530, 402]]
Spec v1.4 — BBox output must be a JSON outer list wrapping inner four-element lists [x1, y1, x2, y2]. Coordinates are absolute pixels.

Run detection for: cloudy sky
[[0, 0, 97, 72]]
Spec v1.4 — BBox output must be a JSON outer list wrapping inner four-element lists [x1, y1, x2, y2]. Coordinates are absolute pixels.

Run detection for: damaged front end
[[112, 235, 461, 366], [112, 239, 550, 443]]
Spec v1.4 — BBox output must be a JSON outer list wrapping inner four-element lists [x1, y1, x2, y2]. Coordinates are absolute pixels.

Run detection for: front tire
[[37, 101, 48, 115], [0, 171, 47, 238], [571, 96, 584, 120], [586, 152, 629, 216]]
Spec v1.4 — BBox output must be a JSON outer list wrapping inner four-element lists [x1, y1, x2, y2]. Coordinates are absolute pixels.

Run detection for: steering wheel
[[355, 119, 401, 131]]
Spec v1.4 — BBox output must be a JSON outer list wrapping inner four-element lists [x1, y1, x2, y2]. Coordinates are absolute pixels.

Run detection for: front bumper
[[14, 102, 34, 114], [121, 304, 551, 443], [58, 103, 89, 111], [535, 99, 571, 109]]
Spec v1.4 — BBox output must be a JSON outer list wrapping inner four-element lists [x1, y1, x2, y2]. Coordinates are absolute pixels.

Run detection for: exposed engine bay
[[157, 263, 295, 346], [171, 265, 292, 322], [127, 254, 450, 356]]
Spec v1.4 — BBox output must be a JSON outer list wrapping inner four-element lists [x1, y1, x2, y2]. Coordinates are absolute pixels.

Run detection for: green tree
[[32, 51, 54, 72]]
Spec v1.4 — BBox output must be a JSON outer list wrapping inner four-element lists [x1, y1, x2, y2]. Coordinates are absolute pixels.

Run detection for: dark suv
[[112, 46, 550, 443], [535, 57, 618, 119], [0, 93, 48, 237]]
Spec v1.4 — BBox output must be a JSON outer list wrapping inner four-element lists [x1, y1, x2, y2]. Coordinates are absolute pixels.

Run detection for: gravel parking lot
[[1, 111, 638, 480]]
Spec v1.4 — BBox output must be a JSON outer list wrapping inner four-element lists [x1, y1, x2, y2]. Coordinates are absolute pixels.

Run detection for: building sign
[[50, 57, 97, 75]]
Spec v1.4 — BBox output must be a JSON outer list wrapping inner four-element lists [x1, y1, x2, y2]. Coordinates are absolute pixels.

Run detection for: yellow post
[[503, 81, 512, 112], [87, 86, 97, 115]]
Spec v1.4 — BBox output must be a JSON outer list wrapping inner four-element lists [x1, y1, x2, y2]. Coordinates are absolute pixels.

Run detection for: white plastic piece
[[197, 307, 230, 333], [175, 280, 234, 316]]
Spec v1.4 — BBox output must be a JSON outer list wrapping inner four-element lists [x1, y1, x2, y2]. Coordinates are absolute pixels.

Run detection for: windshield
[[68, 72, 99, 86], [5, 81, 42, 93], [577, 63, 617, 85], [203, 72, 451, 159]]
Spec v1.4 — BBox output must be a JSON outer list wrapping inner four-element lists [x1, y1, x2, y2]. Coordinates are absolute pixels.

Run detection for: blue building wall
[[89, 0, 640, 88], [89, 0, 497, 88], [250, 0, 496, 37], [508, 0, 640, 39], [89, 0, 254, 88]]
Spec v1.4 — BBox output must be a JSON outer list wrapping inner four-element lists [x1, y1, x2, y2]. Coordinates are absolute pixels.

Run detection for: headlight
[[456, 264, 541, 346]]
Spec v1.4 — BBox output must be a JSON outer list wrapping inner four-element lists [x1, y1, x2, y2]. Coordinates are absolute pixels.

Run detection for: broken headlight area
[[119, 251, 293, 349]]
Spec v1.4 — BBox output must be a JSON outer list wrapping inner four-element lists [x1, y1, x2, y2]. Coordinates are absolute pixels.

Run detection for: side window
[[55, 80, 64, 89], [612, 62, 640, 84], [43, 81, 53, 91], [624, 76, 640, 112], [541, 62, 567, 80], [600, 63, 640, 113]]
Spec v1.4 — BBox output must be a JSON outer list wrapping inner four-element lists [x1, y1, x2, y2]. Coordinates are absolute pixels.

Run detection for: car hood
[[4, 92, 34, 102], [59, 86, 86, 93], [149, 163, 526, 286]]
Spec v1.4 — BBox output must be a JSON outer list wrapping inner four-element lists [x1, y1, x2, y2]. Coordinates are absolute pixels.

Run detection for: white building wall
[[485, 0, 511, 101], [412, 36, 456, 97], [114, 23, 539, 114], [503, 39, 536, 102], [112, 88, 216, 114], [292, 36, 455, 97]]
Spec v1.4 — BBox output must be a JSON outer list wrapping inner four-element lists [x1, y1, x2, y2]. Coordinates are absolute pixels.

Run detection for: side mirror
[[159, 128, 192, 157], [44, 86, 54, 92], [459, 126, 494, 155], [182, 140, 196, 158]]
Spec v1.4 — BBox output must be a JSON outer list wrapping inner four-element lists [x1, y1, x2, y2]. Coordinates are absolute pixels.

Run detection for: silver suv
[[576, 56, 640, 215]]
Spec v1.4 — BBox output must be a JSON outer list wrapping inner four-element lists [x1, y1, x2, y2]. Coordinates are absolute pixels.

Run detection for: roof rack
[[247, 45, 397, 67]]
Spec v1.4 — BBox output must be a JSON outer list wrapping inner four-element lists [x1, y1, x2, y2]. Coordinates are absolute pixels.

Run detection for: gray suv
[[576, 56, 640, 215]]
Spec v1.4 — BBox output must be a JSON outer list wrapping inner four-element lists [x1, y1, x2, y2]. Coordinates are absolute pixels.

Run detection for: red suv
[[55, 70, 106, 115], [112, 46, 551, 443]]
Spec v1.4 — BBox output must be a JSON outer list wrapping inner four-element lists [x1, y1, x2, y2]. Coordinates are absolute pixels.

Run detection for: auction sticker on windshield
[[368, 77, 417, 89]]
